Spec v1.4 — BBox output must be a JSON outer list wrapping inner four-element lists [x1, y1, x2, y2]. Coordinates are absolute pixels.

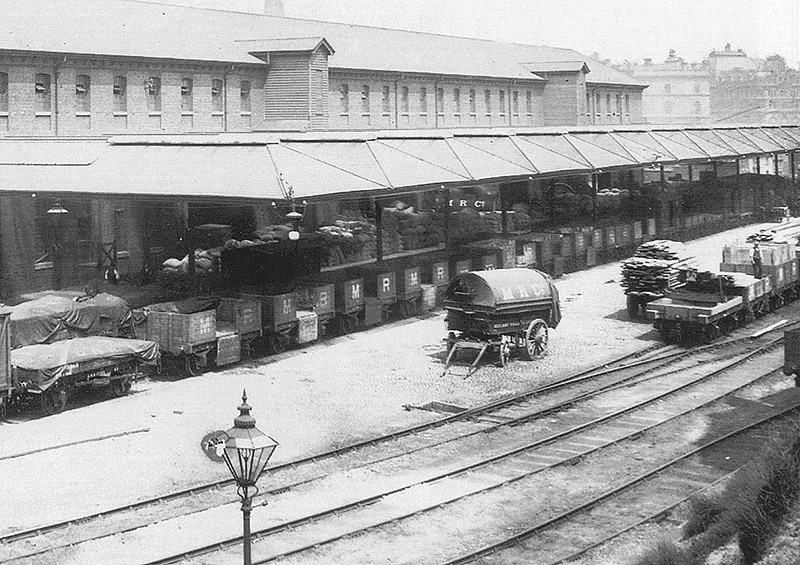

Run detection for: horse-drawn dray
[[442, 268, 561, 376]]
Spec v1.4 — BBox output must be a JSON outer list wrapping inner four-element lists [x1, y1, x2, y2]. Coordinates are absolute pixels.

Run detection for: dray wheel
[[521, 319, 549, 361], [41, 387, 68, 415]]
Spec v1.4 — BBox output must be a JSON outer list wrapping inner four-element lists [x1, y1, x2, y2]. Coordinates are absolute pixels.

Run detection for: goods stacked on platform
[[746, 229, 778, 243], [382, 205, 444, 252], [620, 240, 697, 318], [316, 220, 378, 267], [161, 248, 221, 277]]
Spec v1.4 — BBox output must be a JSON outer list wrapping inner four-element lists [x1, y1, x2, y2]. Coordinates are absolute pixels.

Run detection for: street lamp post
[[221, 391, 279, 565]]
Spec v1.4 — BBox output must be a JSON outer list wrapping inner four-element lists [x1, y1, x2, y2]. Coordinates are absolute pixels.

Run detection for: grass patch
[[631, 424, 800, 565]]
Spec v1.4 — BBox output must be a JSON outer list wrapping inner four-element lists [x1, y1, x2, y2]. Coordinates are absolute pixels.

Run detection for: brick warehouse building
[[0, 0, 652, 298], [2, 1, 797, 303]]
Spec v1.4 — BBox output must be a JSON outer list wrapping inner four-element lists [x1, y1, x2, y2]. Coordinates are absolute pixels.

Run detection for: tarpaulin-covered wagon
[[443, 268, 561, 375]]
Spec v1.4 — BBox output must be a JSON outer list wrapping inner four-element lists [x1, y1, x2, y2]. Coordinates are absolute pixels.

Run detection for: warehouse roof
[[0, 0, 642, 86], [1, 125, 797, 203]]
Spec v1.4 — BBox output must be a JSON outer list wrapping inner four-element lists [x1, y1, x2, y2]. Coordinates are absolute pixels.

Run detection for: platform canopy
[[1, 125, 799, 204]]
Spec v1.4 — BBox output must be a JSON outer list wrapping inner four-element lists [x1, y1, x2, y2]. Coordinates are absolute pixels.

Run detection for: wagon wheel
[[267, 331, 287, 355], [184, 354, 202, 377], [522, 319, 548, 361], [626, 295, 640, 319], [42, 387, 67, 415], [110, 375, 132, 398], [395, 301, 412, 319]]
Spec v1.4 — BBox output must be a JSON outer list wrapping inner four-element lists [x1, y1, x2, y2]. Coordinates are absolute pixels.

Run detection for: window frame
[[146, 76, 162, 113], [75, 74, 91, 113], [381, 85, 390, 115], [0, 71, 8, 114], [112, 75, 127, 113], [361, 84, 370, 115], [35, 73, 52, 113], [419, 87, 428, 115], [181, 77, 194, 114], [400, 85, 409, 114], [240, 80, 252, 114], [211, 78, 224, 114], [339, 83, 349, 115], [468, 88, 476, 115], [484, 89, 492, 115]]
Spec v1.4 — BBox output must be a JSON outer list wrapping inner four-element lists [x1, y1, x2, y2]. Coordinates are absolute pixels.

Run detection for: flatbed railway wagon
[[646, 269, 771, 344], [442, 268, 561, 375], [0, 294, 160, 415], [10, 336, 160, 415]]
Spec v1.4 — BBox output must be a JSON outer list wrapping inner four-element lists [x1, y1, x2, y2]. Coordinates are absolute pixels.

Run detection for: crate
[[216, 334, 241, 366], [297, 283, 336, 318], [296, 310, 318, 344], [398, 266, 422, 299], [241, 293, 297, 329], [217, 298, 262, 336], [421, 284, 437, 311], [364, 270, 396, 301]]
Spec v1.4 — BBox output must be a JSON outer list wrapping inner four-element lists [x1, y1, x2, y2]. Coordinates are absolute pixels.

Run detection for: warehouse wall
[[0, 54, 267, 136], [328, 72, 545, 130]]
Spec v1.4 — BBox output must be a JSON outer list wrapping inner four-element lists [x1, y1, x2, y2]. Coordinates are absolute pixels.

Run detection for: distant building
[[708, 47, 800, 124], [616, 50, 711, 125]]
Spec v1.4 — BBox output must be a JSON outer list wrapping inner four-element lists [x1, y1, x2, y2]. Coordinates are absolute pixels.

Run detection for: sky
[[281, 0, 800, 66]]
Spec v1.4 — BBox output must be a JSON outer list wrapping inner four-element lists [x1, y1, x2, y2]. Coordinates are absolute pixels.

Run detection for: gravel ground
[[1, 220, 798, 563]]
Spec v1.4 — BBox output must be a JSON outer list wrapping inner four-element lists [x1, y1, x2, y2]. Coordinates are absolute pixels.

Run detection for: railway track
[[3, 321, 792, 565]]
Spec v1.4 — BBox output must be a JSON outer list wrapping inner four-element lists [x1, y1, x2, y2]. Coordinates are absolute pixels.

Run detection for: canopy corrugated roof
[[1, 125, 799, 203]]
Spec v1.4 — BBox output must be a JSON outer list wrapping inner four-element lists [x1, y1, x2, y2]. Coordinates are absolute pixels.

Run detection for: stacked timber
[[620, 240, 697, 295]]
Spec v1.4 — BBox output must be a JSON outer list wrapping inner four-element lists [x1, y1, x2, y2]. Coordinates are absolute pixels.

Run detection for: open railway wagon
[[442, 268, 561, 376], [2, 294, 160, 415], [141, 297, 218, 376], [620, 240, 697, 319], [720, 239, 800, 309], [295, 279, 337, 337], [645, 268, 772, 345], [239, 291, 320, 354]]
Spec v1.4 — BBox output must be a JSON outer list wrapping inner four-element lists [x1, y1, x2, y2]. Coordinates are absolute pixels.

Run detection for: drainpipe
[[434, 79, 439, 128], [53, 56, 65, 136], [394, 78, 399, 129]]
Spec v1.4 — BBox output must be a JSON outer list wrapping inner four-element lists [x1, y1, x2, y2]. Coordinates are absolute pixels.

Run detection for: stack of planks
[[621, 240, 697, 295]]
